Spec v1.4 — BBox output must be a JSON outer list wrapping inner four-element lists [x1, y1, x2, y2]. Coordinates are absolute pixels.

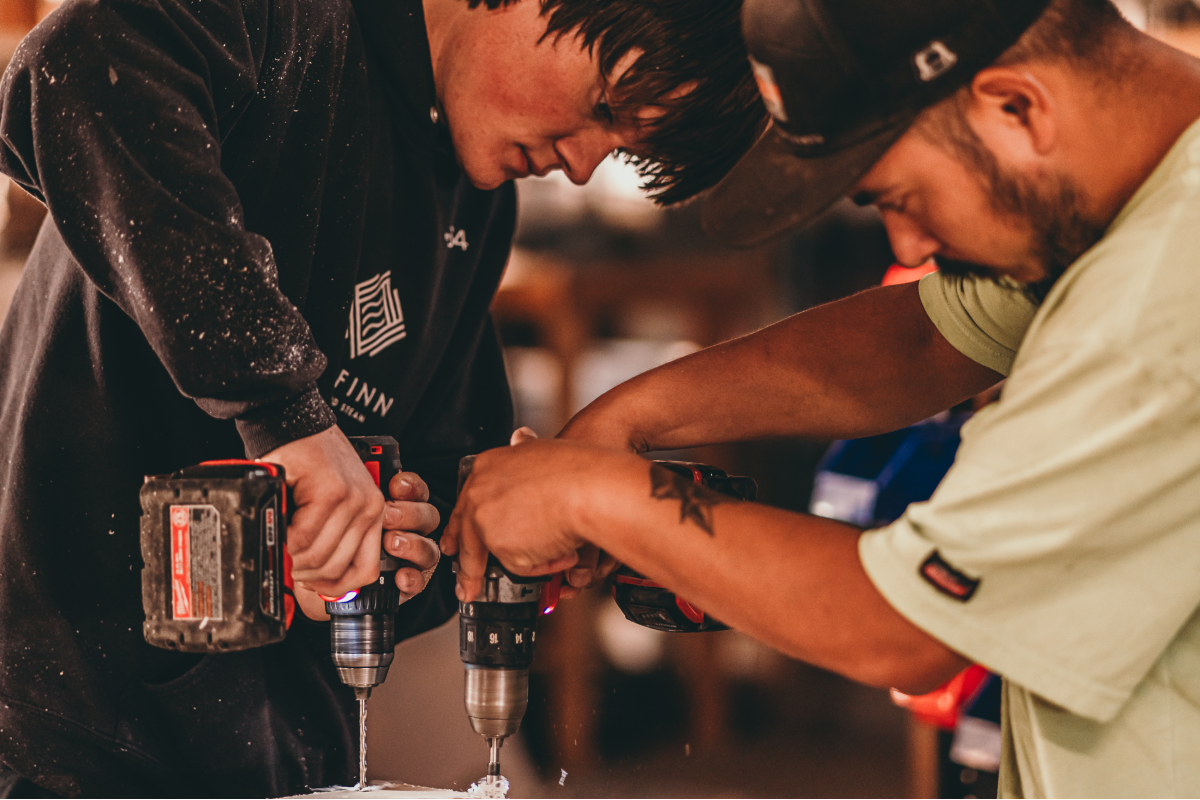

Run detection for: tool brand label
[[261, 504, 280, 619], [169, 504, 223, 620], [920, 550, 980, 601]]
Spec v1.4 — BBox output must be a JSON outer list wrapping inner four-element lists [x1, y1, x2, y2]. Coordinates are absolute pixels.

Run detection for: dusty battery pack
[[140, 461, 289, 652]]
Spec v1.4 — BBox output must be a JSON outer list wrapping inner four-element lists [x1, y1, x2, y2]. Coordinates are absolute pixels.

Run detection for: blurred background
[[2, 0, 1198, 796]]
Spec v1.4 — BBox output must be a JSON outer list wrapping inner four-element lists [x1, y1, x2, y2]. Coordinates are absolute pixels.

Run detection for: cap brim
[[703, 119, 910, 247]]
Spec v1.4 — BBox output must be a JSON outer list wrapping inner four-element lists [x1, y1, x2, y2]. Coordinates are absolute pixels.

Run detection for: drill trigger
[[538, 572, 563, 615]]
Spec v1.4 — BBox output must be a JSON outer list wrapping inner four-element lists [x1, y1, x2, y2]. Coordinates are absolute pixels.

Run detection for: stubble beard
[[929, 112, 1107, 303]]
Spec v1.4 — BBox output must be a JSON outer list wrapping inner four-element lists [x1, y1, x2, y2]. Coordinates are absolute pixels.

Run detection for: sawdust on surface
[[280, 781, 471, 798]]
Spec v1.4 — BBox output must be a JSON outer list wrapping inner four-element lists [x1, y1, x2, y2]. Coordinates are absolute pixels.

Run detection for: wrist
[[566, 449, 646, 552]]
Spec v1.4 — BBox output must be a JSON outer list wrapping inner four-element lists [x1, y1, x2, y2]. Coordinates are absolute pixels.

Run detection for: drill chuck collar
[[457, 558, 549, 738]]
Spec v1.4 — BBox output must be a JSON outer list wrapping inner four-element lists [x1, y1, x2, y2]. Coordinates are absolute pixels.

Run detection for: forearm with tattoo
[[649, 463, 739, 536]]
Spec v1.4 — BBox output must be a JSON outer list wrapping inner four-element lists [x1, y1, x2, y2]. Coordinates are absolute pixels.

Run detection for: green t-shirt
[[860, 117, 1200, 797]]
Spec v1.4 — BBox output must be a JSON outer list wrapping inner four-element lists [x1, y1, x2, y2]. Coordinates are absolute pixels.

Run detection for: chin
[[449, 136, 510, 190], [468, 173, 507, 191]]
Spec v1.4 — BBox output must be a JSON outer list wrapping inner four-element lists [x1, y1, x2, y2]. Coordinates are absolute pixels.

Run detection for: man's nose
[[557, 132, 619, 186], [882, 212, 940, 268]]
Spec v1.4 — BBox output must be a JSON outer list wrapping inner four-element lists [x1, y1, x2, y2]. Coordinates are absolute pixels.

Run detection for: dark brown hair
[[465, 0, 768, 204], [994, 0, 1134, 71]]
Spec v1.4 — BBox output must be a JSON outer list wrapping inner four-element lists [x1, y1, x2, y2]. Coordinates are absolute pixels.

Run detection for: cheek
[[924, 184, 1005, 250]]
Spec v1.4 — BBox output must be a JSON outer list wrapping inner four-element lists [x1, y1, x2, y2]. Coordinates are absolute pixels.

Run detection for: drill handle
[[609, 461, 756, 633]]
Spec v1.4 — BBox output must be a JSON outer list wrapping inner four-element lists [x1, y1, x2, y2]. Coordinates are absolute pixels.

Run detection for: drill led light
[[333, 590, 358, 603]]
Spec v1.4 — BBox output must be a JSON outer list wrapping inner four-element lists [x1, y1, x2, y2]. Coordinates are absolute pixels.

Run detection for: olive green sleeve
[[918, 272, 1039, 376]]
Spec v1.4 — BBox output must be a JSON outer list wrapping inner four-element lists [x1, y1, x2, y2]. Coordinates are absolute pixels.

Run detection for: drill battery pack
[[612, 461, 757, 633], [140, 461, 290, 653]]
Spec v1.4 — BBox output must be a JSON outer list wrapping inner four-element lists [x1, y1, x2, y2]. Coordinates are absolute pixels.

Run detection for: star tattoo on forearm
[[649, 464, 738, 536]]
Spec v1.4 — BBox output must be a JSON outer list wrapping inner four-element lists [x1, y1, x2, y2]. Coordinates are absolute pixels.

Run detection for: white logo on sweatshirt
[[348, 271, 407, 358], [444, 226, 469, 251]]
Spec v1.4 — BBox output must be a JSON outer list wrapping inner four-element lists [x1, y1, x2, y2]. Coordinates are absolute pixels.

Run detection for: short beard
[[921, 99, 1107, 303]]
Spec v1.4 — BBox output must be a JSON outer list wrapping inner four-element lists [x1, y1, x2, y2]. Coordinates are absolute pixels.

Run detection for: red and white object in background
[[891, 663, 991, 730], [881, 260, 938, 287]]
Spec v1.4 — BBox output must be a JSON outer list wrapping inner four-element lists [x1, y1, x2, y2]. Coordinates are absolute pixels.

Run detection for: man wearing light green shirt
[[443, 0, 1200, 794]]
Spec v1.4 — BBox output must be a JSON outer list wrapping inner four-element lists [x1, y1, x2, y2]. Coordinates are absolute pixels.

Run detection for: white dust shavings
[[108, 66, 118, 84], [467, 776, 509, 799], [303, 783, 472, 798], [558, 769, 567, 786]]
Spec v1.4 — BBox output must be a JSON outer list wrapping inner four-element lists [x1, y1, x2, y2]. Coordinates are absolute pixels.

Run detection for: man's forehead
[[845, 130, 924, 206]]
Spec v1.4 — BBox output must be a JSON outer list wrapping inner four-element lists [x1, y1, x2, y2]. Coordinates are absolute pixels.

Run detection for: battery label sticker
[[261, 503, 280, 618], [169, 504, 223, 620]]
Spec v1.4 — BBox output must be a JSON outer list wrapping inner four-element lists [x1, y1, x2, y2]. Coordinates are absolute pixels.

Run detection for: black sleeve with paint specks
[[0, 0, 337, 457]]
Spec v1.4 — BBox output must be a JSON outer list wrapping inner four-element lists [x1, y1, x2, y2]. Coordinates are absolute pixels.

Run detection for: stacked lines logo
[[349, 271, 407, 358]]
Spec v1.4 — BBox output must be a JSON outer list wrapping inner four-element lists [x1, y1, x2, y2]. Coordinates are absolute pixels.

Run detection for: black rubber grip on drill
[[459, 601, 539, 668], [325, 573, 402, 616]]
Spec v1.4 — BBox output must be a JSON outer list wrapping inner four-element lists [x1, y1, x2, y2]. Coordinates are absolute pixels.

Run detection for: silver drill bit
[[356, 688, 370, 789], [487, 737, 501, 786]]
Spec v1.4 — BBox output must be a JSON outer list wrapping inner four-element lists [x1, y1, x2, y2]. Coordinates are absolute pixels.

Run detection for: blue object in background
[[808, 412, 969, 528]]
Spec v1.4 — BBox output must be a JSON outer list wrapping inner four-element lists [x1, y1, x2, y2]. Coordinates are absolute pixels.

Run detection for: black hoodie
[[0, 0, 514, 794]]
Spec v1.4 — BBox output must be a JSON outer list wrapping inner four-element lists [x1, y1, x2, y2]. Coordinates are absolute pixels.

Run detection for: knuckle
[[328, 481, 352, 505]]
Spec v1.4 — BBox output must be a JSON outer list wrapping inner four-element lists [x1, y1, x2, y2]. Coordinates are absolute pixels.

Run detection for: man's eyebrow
[[851, 190, 879, 207]]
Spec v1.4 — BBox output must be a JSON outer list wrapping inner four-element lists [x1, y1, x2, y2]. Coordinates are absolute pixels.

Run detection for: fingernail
[[455, 584, 465, 602], [390, 534, 403, 550], [399, 573, 419, 593], [569, 568, 590, 585], [398, 479, 413, 494]]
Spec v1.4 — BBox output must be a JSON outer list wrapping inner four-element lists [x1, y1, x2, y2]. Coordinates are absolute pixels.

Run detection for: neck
[[1063, 31, 1200, 224]]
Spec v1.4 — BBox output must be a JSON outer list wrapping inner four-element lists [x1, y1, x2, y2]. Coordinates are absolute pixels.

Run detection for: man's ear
[[966, 66, 1057, 160]]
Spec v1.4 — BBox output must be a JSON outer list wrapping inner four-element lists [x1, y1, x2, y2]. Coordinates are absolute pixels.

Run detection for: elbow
[[842, 639, 971, 695]]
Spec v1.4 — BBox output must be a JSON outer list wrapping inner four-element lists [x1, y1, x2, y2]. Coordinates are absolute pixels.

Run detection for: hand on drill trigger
[[444, 428, 602, 603], [261, 426, 439, 621], [506, 428, 614, 598]]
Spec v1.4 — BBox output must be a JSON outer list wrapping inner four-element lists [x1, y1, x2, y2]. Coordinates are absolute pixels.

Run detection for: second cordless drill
[[453, 456, 755, 788]]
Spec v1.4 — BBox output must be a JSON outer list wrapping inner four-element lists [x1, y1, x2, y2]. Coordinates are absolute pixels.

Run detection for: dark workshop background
[[2, 0, 1196, 796]]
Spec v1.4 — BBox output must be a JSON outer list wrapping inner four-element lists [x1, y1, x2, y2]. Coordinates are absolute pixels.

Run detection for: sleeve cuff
[[235, 386, 337, 458], [859, 525, 1130, 722], [919, 272, 1037, 377]]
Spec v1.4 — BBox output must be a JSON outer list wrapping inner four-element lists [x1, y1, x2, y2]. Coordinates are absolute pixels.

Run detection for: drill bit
[[487, 737, 501, 787], [357, 687, 370, 789]]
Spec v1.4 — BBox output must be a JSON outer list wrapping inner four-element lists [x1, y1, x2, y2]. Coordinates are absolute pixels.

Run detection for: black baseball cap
[[703, 0, 1051, 246]]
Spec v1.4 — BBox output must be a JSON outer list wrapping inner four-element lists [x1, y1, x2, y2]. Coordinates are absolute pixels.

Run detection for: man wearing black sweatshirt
[[0, 0, 763, 794]]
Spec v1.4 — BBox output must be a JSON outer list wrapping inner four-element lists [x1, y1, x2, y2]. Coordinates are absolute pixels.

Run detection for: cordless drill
[[453, 456, 754, 787], [454, 455, 563, 790], [140, 436, 407, 785]]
